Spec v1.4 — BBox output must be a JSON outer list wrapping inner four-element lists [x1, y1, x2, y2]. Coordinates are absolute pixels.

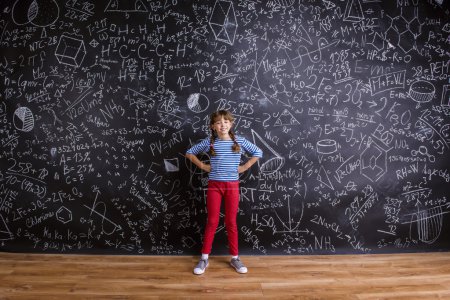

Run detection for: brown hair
[[209, 110, 240, 156]]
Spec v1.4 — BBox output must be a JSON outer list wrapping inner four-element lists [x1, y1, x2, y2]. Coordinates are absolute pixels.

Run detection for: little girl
[[186, 110, 263, 275]]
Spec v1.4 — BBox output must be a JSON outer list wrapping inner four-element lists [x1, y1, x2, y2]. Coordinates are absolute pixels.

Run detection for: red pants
[[202, 180, 240, 256]]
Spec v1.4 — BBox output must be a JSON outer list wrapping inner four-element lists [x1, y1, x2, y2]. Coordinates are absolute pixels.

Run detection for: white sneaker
[[230, 257, 248, 274], [193, 259, 208, 275]]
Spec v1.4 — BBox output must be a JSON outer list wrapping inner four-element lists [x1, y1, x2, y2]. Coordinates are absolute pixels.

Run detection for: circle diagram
[[12, 0, 60, 27], [13, 107, 34, 132], [187, 93, 209, 113]]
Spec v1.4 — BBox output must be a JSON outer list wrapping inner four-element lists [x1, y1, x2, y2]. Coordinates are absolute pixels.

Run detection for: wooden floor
[[0, 252, 450, 299]]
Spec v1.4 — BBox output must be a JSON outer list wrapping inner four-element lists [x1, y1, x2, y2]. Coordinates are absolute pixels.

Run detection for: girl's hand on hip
[[202, 164, 211, 173], [238, 165, 247, 173]]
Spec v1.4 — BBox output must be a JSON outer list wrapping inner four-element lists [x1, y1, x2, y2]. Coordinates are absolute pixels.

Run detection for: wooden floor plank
[[0, 252, 449, 299]]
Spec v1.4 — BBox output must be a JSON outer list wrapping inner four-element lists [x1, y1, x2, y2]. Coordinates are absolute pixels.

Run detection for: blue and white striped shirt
[[186, 136, 263, 181]]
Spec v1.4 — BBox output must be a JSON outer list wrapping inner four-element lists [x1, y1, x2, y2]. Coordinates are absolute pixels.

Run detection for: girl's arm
[[238, 156, 259, 173], [238, 137, 262, 173], [185, 153, 211, 173]]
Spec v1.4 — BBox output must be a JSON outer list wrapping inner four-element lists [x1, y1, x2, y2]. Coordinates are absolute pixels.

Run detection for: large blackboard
[[0, 0, 449, 255]]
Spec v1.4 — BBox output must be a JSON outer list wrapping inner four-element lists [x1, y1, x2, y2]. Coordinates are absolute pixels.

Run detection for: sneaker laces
[[231, 258, 245, 269], [196, 259, 208, 269]]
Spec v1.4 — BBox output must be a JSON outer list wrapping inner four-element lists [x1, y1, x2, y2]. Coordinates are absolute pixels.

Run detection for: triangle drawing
[[274, 109, 300, 126], [296, 24, 313, 45], [251, 129, 285, 174], [127, 89, 155, 109], [164, 158, 179, 172], [317, 165, 334, 190], [0, 214, 13, 241], [344, 0, 364, 22], [322, 0, 336, 10]]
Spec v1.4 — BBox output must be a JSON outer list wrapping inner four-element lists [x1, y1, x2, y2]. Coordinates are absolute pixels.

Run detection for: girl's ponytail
[[229, 131, 241, 153], [209, 128, 216, 156]]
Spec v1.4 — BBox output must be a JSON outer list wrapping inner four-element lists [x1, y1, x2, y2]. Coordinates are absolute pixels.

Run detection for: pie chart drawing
[[187, 93, 209, 113], [13, 107, 34, 132], [12, 0, 60, 27]]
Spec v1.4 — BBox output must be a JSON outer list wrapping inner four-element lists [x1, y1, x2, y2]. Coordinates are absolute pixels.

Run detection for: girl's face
[[211, 117, 232, 136]]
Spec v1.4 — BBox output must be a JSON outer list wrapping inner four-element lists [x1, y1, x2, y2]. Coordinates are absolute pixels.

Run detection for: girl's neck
[[216, 133, 231, 140]]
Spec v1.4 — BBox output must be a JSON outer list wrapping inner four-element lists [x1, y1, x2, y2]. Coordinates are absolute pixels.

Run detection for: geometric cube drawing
[[181, 236, 196, 248], [55, 35, 86, 67], [360, 139, 389, 182], [56, 206, 72, 224], [209, 0, 238, 45]]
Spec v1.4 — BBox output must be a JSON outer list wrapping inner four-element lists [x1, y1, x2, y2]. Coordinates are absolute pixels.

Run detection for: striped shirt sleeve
[[186, 138, 210, 155], [240, 137, 263, 158]]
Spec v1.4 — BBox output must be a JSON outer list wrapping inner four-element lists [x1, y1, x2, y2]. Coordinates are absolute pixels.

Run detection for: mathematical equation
[[0, 0, 449, 255]]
